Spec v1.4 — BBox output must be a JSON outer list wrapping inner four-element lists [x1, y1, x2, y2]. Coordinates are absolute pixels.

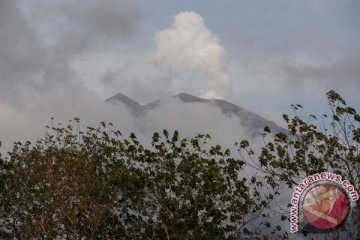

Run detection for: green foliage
[[238, 90, 360, 236], [2, 90, 355, 238], [239, 90, 360, 189], [0, 120, 284, 239]]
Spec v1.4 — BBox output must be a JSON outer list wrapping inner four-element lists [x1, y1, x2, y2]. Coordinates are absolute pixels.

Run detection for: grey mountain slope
[[106, 92, 285, 135], [211, 99, 284, 135], [105, 93, 144, 117], [173, 93, 207, 103]]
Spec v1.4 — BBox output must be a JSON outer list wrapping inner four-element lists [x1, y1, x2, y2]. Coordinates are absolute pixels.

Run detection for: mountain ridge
[[105, 93, 285, 136]]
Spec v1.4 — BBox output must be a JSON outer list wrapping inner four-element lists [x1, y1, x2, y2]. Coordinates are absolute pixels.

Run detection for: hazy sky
[[0, 0, 359, 151]]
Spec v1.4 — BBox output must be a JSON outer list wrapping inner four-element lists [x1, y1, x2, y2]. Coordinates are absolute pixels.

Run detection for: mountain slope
[[105, 93, 144, 117], [106, 92, 285, 136]]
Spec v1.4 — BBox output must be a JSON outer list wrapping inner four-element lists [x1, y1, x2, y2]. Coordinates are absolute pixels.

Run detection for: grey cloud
[[101, 70, 118, 86], [142, 97, 255, 148], [0, 0, 48, 99], [227, 27, 360, 103], [0, 91, 140, 154], [0, 0, 78, 103], [282, 45, 360, 92], [0, 90, 262, 158], [98, 58, 210, 104], [275, 29, 359, 74], [77, 1, 142, 39], [0, 0, 142, 104], [53, 0, 142, 42]]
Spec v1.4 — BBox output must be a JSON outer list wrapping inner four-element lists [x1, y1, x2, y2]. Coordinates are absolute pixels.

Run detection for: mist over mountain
[[106, 92, 285, 137]]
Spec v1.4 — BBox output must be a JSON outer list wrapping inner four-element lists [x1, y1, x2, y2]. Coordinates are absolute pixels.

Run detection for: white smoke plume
[[154, 11, 231, 99]]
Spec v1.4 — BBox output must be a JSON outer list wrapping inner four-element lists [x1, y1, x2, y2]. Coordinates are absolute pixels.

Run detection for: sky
[[0, 0, 359, 152]]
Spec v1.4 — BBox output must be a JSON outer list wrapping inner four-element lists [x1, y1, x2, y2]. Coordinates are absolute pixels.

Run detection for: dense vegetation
[[0, 91, 358, 239]]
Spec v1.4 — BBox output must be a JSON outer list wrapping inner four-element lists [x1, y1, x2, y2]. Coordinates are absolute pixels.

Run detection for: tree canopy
[[0, 90, 359, 239], [238, 90, 360, 238], [0, 121, 283, 239]]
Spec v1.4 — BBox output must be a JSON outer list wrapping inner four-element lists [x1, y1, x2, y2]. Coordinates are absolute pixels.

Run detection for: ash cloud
[[0, 91, 258, 157], [0, 2, 255, 155], [0, 0, 144, 152], [56, 0, 142, 40], [154, 12, 231, 99], [0, 0, 49, 100], [0, 0, 142, 102], [283, 47, 360, 90]]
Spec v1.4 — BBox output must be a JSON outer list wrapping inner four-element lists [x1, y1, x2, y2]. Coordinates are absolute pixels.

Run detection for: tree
[[2, 90, 354, 239], [0, 120, 147, 239], [0, 120, 285, 239], [237, 90, 360, 238]]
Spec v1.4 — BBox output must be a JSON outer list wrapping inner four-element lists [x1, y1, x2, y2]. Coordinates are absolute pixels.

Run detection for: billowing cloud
[[0, 0, 49, 100], [0, 0, 145, 152], [142, 97, 253, 146], [154, 11, 231, 99], [0, 0, 142, 104], [0, 90, 138, 154], [56, 0, 142, 40], [0, 0, 357, 158], [283, 47, 360, 90], [0, 91, 258, 157]]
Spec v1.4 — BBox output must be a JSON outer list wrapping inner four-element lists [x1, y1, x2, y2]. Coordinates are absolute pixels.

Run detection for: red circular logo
[[301, 183, 349, 230]]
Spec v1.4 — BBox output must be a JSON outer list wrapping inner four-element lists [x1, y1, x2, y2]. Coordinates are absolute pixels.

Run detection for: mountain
[[105, 93, 145, 117], [105, 92, 285, 136]]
